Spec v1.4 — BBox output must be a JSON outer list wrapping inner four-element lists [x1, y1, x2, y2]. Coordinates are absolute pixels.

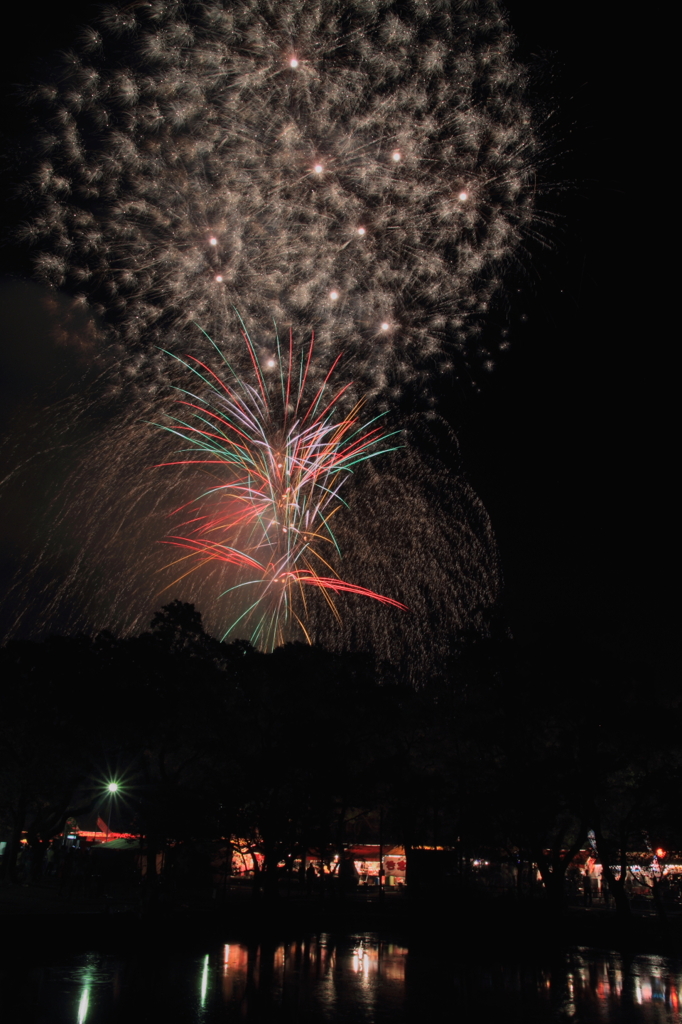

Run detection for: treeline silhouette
[[1, 601, 679, 915]]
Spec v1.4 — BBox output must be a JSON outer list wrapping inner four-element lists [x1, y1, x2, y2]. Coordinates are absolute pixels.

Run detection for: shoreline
[[2, 881, 681, 957]]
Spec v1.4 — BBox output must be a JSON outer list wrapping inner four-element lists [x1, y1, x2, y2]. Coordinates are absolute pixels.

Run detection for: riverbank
[[2, 879, 681, 957]]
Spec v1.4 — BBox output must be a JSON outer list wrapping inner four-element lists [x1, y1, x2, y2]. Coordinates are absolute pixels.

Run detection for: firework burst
[[155, 327, 406, 649], [8, 0, 538, 393], [0, 0, 531, 661]]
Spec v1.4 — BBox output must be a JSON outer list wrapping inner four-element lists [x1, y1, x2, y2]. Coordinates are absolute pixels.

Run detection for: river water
[[2, 933, 680, 1023]]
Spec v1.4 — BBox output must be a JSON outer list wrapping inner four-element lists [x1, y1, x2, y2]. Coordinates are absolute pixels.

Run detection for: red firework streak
[[154, 329, 407, 648]]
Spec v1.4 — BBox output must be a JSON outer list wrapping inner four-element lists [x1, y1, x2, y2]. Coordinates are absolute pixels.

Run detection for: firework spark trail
[[154, 330, 406, 649], [9, 0, 538, 392], [0, 0, 532, 658], [0, 335, 501, 665]]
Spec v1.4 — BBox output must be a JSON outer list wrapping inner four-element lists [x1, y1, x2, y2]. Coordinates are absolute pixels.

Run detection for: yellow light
[[392, 151, 401, 162]]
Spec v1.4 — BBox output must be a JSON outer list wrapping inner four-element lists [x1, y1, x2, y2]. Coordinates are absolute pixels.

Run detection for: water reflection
[[199, 953, 209, 1009], [76, 985, 89, 1024], [2, 936, 681, 1022], [449, 950, 682, 1023], [206, 934, 408, 1021]]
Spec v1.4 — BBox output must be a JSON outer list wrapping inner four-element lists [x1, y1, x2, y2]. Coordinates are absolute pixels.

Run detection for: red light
[[656, 848, 667, 859]]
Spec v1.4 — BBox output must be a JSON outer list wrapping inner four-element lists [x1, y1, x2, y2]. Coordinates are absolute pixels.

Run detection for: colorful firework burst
[[155, 328, 407, 649]]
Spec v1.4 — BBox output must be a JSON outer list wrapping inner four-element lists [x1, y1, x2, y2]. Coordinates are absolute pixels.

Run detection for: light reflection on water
[[2, 935, 681, 1023]]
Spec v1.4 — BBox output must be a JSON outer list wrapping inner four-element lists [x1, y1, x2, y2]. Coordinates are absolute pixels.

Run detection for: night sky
[[0, 3, 663, 669]]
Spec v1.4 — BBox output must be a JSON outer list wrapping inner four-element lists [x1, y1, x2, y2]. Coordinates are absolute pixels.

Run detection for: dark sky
[[0, 3, 664, 667], [458, 3, 661, 666]]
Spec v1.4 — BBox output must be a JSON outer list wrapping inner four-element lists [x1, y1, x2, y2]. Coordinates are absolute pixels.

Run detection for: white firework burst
[[11, 0, 538, 393]]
